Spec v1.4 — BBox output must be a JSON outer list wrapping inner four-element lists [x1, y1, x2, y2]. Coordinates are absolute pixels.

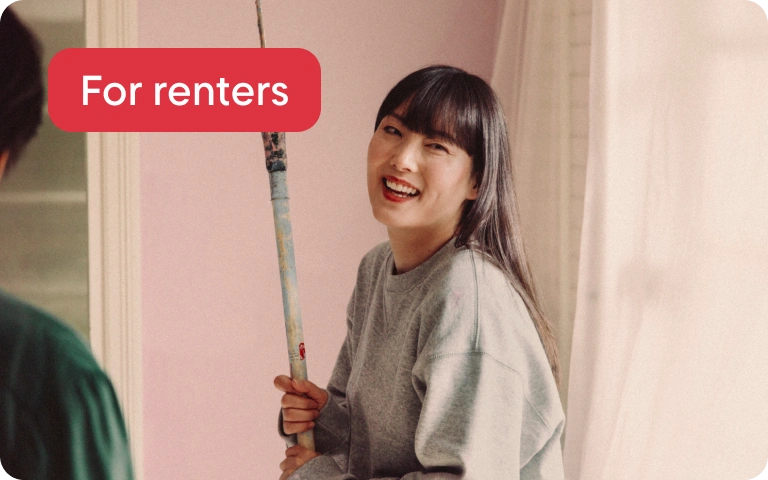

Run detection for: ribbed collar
[[384, 239, 460, 293]]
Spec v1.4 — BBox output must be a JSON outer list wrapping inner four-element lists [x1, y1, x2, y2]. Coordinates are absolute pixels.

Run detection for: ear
[[0, 150, 8, 182], [466, 175, 478, 201]]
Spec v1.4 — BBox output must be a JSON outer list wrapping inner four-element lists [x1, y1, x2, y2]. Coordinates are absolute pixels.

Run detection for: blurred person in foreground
[[0, 8, 134, 480]]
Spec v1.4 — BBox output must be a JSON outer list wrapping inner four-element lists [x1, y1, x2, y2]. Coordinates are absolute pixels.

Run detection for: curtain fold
[[564, 1, 768, 479], [492, 0, 573, 403]]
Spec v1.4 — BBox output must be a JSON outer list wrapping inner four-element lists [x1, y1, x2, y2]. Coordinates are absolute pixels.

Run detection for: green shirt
[[0, 290, 133, 479]]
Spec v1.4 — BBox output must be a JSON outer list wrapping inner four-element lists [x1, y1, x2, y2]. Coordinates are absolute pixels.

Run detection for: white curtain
[[564, 1, 768, 479]]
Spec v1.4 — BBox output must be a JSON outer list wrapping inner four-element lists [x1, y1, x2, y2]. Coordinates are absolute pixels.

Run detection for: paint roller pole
[[256, 2, 315, 452]]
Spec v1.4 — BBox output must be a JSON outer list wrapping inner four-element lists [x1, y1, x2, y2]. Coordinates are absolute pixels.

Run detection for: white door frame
[[84, 0, 143, 477]]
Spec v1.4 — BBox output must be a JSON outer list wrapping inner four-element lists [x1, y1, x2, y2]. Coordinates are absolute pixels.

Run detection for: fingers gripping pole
[[256, 6, 315, 446]]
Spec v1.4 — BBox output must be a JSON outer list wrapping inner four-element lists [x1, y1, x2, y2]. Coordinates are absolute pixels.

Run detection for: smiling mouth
[[383, 178, 420, 198]]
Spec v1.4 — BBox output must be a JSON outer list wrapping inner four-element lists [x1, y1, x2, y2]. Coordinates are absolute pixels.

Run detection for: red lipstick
[[381, 176, 420, 203]]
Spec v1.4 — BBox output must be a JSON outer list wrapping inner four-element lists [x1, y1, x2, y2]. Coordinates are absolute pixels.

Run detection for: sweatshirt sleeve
[[279, 295, 357, 466], [288, 351, 563, 480], [278, 330, 352, 458]]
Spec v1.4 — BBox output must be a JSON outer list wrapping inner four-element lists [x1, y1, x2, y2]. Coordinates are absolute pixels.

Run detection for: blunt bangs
[[374, 66, 486, 158]]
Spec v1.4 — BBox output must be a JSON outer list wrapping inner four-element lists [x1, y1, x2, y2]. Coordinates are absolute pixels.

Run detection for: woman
[[275, 65, 564, 479]]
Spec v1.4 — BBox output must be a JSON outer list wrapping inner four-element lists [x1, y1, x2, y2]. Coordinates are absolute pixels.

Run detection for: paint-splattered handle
[[262, 131, 287, 172], [256, 0, 314, 452], [269, 169, 315, 452]]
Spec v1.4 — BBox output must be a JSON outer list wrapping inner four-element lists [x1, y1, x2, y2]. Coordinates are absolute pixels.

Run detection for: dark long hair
[[0, 8, 44, 171], [375, 66, 560, 384]]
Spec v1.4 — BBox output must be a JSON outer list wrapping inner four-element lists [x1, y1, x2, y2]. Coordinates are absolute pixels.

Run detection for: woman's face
[[367, 110, 477, 239]]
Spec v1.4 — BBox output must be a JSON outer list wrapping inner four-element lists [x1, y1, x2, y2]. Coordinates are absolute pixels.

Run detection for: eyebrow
[[388, 113, 460, 146]]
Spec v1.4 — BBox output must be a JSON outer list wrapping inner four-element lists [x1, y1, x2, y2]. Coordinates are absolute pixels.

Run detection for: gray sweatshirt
[[283, 241, 565, 479]]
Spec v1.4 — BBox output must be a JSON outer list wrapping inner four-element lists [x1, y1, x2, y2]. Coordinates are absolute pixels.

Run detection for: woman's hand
[[279, 445, 321, 480], [274, 375, 329, 435]]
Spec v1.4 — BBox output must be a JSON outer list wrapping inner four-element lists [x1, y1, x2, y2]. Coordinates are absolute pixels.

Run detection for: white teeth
[[385, 179, 418, 195]]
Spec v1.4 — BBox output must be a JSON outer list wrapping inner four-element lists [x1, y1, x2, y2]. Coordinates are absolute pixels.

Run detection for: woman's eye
[[383, 126, 401, 136], [427, 143, 449, 153]]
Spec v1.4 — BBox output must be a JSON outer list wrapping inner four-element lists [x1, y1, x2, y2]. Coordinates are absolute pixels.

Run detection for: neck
[[387, 226, 455, 274]]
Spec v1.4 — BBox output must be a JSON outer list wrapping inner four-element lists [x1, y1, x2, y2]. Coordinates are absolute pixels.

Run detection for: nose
[[390, 141, 418, 172]]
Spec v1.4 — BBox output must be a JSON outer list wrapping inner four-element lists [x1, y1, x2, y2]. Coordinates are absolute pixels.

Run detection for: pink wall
[[138, 1, 503, 478]]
